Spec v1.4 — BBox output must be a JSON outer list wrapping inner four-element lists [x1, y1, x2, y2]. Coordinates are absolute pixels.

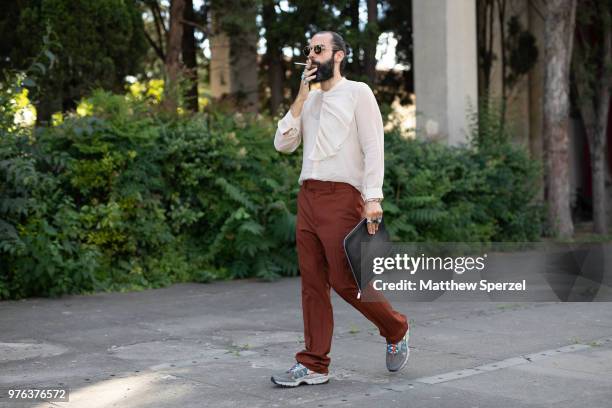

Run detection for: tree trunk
[[363, 0, 378, 85], [476, 0, 495, 95], [542, 0, 576, 238], [262, 0, 284, 115], [573, 1, 611, 234], [347, 0, 361, 77], [590, 128, 608, 233], [496, 0, 507, 126], [182, 0, 199, 112], [584, 76, 610, 235], [209, 1, 259, 112], [163, 0, 186, 113], [595, 20, 611, 234], [576, 69, 610, 234]]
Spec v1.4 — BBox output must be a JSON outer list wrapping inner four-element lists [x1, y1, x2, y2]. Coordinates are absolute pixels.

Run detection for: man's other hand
[[363, 201, 383, 235]]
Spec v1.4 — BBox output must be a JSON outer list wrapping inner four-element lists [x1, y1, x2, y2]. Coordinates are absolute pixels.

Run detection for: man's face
[[307, 35, 339, 83]]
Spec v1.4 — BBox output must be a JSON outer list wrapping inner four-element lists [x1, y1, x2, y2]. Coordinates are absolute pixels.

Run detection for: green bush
[[383, 98, 544, 242], [0, 98, 101, 298], [0, 88, 544, 300], [1, 90, 301, 299]]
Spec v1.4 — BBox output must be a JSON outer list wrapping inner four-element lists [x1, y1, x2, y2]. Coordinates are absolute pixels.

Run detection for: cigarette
[[294, 62, 308, 65]]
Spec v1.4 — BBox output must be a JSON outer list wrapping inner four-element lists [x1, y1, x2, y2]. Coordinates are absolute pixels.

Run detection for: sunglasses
[[302, 44, 340, 56]]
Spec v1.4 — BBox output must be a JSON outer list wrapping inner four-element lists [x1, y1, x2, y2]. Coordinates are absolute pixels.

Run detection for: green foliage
[[0, 0, 147, 121], [384, 99, 544, 243], [0, 86, 543, 299], [0, 89, 301, 299], [0, 85, 102, 298]]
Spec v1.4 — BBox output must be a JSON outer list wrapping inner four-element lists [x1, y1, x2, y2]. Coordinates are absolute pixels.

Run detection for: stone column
[[412, 0, 478, 146]]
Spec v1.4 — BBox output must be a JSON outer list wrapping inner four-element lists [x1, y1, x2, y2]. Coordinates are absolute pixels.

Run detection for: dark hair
[[315, 31, 350, 76]]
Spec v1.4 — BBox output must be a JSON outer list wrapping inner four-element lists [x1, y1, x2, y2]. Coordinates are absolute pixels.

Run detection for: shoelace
[[288, 362, 305, 373], [387, 343, 400, 354], [387, 329, 409, 355]]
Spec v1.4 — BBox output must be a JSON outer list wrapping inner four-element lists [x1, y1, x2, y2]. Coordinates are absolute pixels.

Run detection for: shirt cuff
[[277, 109, 301, 135], [363, 188, 383, 201]]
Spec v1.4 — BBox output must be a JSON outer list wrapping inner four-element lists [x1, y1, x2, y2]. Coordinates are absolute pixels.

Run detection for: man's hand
[[288, 61, 317, 120], [297, 61, 317, 101], [363, 201, 383, 235]]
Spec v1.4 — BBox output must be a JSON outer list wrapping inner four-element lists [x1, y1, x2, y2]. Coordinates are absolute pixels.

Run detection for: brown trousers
[[294, 179, 408, 374]]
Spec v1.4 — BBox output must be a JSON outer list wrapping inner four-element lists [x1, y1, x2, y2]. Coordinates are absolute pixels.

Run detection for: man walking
[[271, 31, 409, 387]]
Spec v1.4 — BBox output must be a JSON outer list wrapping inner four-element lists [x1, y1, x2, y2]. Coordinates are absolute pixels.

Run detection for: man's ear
[[336, 50, 345, 64]]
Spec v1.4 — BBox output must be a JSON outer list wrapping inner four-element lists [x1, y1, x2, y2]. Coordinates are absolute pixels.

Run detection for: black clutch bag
[[343, 217, 391, 299]]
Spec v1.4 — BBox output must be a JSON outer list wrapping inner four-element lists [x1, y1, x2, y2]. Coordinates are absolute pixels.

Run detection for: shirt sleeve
[[355, 83, 384, 201], [274, 108, 302, 153]]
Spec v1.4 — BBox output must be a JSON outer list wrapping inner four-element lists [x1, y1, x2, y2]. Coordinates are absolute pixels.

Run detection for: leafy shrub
[[0, 87, 543, 299], [1, 89, 302, 299], [0, 98, 101, 298], [383, 98, 544, 242]]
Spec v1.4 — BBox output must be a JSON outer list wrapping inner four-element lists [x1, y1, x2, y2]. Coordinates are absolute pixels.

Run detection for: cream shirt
[[273, 76, 384, 201]]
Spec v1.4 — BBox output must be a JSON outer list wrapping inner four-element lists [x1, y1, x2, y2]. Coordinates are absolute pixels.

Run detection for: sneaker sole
[[271, 375, 330, 387]]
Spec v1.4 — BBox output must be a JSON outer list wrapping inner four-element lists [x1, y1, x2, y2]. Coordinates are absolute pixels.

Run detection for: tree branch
[[144, 29, 165, 61], [180, 18, 211, 37], [151, 1, 168, 39]]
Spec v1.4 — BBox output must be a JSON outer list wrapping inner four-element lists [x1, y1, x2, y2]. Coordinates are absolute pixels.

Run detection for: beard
[[312, 56, 335, 83]]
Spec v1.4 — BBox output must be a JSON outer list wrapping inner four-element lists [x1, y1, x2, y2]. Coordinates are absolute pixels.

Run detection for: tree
[[542, 0, 577, 238], [363, 0, 379, 85], [377, 0, 414, 107], [209, 0, 259, 112], [476, 0, 539, 125], [262, 0, 286, 115], [162, 0, 186, 113], [0, 0, 147, 124], [141, 0, 168, 63], [140, 0, 209, 112], [572, 0, 611, 234], [181, 0, 200, 112]]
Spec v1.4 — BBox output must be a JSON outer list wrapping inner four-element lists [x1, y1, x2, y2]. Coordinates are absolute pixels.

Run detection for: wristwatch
[[365, 197, 383, 203]]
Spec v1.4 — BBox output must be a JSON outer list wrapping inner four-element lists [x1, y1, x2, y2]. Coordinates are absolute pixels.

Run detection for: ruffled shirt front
[[273, 77, 385, 201]]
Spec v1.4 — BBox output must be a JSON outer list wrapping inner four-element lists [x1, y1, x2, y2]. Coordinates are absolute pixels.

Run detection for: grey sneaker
[[271, 362, 329, 387], [386, 327, 410, 372]]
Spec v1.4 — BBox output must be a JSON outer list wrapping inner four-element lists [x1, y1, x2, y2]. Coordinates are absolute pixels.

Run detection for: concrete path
[[1, 277, 611, 407]]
